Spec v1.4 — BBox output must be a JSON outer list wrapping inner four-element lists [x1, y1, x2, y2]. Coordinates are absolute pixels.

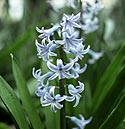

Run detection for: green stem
[[59, 79, 66, 129], [59, 47, 66, 129]]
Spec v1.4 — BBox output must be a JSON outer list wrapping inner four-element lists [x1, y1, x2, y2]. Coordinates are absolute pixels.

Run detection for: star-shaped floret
[[82, 17, 99, 34], [65, 81, 84, 107], [35, 39, 57, 61], [67, 114, 92, 129], [36, 85, 52, 101], [42, 86, 65, 112], [60, 13, 81, 32], [82, 0, 104, 15], [71, 63, 87, 79], [69, 44, 90, 60], [47, 59, 74, 80], [36, 24, 60, 40], [88, 49, 103, 64], [63, 31, 84, 51], [32, 67, 53, 86]]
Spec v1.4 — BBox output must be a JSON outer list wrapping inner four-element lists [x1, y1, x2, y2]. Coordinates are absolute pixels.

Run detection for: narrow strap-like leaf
[[11, 54, 44, 129], [99, 92, 125, 129], [92, 44, 125, 113], [0, 76, 30, 129]]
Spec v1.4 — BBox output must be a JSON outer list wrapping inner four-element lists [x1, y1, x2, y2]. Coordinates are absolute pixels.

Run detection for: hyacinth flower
[[81, 0, 104, 34], [60, 13, 81, 32], [33, 1, 103, 128], [41, 86, 65, 112], [71, 63, 87, 79], [67, 114, 92, 129], [36, 23, 60, 40], [85, 0, 104, 15], [35, 39, 57, 61], [82, 17, 99, 34], [62, 31, 84, 51], [82, 7, 93, 21], [47, 59, 74, 80], [32, 67, 53, 86], [65, 81, 84, 107], [88, 49, 103, 64], [33, 10, 92, 129], [35, 85, 53, 101], [69, 44, 90, 60]]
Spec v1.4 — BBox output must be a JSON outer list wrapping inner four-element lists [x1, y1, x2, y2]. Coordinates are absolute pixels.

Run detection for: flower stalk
[[59, 46, 66, 129], [59, 78, 66, 129]]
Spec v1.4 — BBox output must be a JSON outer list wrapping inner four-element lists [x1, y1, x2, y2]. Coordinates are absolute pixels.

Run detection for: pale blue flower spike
[[42, 86, 65, 112], [67, 114, 92, 129], [47, 59, 74, 80], [88, 49, 103, 64]]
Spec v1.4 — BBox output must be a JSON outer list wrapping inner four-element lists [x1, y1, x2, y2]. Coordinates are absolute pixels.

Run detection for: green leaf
[[0, 29, 34, 63], [86, 61, 125, 129], [11, 54, 44, 129], [92, 44, 125, 113], [0, 122, 11, 129], [99, 92, 125, 129], [0, 76, 30, 129]]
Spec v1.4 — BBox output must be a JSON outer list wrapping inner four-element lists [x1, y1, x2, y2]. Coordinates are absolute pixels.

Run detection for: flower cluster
[[33, 1, 104, 128], [80, 0, 104, 64], [46, 0, 104, 64], [81, 0, 104, 34], [33, 12, 89, 113]]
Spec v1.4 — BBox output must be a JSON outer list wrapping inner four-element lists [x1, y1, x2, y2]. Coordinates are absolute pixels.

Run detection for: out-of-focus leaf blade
[[0, 76, 30, 129], [11, 54, 44, 129], [86, 63, 125, 129], [99, 92, 125, 129], [0, 29, 34, 62], [92, 44, 125, 113]]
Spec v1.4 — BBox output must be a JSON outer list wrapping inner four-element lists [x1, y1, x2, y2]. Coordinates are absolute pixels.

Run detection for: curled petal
[[63, 61, 74, 71], [36, 26, 44, 33], [55, 94, 65, 102], [44, 93, 54, 101], [55, 102, 63, 109], [32, 67, 41, 79], [42, 100, 51, 106], [62, 71, 73, 79], [57, 59, 64, 69], [73, 95, 80, 107], [51, 104, 57, 113], [88, 49, 103, 64], [49, 73, 58, 80], [69, 114, 92, 129], [72, 13, 81, 21], [47, 61, 57, 72], [77, 64, 87, 74], [49, 86, 55, 98], [65, 96, 75, 102]]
